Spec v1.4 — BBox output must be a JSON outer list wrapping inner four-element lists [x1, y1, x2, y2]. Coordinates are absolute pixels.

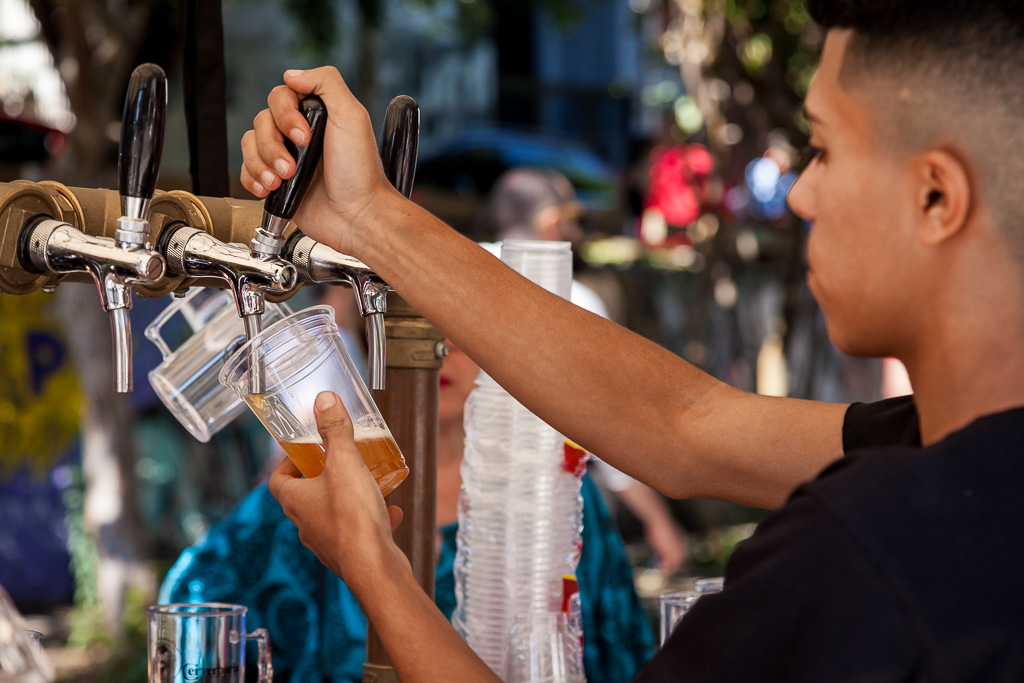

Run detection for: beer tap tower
[[0, 64, 441, 681], [15, 63, 169, 392]]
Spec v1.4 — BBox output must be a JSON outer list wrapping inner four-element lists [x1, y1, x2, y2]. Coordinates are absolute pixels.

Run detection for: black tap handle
[[118, 63, 167, 202], [264, 94, 327, 220], [378, 95, 419, 198]]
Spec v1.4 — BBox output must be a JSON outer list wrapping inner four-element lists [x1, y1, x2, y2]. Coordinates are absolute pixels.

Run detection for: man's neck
[[906, 320, 1024, 445]]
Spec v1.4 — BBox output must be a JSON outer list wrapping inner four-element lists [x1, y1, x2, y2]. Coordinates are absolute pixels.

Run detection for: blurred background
[[0, 0, 902, 679]]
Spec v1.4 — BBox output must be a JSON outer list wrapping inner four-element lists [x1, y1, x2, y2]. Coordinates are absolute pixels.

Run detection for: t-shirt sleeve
[[842, 395, 919, 453], [632, 489, 917, 682]]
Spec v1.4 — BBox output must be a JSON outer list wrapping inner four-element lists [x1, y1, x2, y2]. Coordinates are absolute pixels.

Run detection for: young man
[[243, 0, 1024, 678]]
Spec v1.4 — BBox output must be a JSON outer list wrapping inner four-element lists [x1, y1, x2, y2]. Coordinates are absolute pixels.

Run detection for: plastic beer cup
[[219, 305, 408, 496]]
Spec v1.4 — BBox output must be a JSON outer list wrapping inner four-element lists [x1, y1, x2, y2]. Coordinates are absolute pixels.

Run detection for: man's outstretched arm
[[245, 67, 848, 509]]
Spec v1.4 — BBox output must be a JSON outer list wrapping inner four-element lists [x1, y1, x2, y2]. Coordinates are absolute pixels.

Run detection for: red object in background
[[561, 574, 579, 612], [644, 143, 714, 228], [562, 440, 589, 478]]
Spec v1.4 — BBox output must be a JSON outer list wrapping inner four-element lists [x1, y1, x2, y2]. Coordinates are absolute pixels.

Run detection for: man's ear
[[914, 149, 972, 246]]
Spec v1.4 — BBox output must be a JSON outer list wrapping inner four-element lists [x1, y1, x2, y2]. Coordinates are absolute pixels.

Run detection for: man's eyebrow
[[803, 104, 822, 125]]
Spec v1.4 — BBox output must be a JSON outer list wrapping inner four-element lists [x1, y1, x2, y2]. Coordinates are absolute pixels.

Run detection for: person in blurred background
[[159, 285, 654, 683], [485, 166, 689, 575]]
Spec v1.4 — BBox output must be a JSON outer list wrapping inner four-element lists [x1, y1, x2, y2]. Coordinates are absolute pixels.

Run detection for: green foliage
[[283, 0, 341, 58], [95, 587, 151, 683], [62, 465, 104, 648], [707, 0, 823, 152]]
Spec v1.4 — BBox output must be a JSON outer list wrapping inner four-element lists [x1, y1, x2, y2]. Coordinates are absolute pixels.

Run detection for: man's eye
[[799, 145, 825, 168]]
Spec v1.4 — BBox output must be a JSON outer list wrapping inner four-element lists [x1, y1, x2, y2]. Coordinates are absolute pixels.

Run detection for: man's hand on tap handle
[[241, 67, 403, 254]]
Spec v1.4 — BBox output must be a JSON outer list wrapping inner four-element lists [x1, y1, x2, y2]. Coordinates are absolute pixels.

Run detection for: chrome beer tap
[[17, 64, 169, 392], [283, 95, 420, 390], [245, 94, 328, 339], [153, 226, 298, 336]]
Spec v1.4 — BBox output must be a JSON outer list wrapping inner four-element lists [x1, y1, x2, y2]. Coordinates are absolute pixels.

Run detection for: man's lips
[[439, 375, 452, 388]]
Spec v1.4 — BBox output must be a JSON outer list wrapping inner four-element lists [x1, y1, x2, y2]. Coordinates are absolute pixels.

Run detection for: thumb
[[314, 391, 355, 452], [284, 66, 356, 120]]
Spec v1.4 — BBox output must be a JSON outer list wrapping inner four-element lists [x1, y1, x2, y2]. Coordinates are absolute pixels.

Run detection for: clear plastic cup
[[658, 590, 700, 645], [219, 305, 408, 496], [0, 583, 54, 682], [505, 612, 584, 683], [500, 239, 572, 300], [694, 576, 725, 594]]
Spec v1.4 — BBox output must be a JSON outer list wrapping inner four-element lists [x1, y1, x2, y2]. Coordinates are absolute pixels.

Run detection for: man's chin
[[823, 323, 886, 359]]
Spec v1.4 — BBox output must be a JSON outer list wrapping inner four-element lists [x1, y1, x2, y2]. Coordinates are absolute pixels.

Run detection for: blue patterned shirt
[[161, 473, 653, 682]]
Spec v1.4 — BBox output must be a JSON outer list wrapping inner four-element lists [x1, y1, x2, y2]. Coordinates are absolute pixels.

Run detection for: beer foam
[[285, 434, 323, 445], [285, 428, 391, 443], [353, 424, 392, 442]]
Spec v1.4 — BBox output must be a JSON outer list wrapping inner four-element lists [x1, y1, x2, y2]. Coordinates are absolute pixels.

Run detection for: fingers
[[266, 83, 309, 147], [387, 505, 404, 533], [241, 128, 281, 197], [268, 456, 302, 500], [314, 391, 356, 454], [283, 66, 355, 120]]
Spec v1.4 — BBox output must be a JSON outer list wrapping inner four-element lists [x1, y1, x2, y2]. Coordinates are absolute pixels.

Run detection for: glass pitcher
[[147, 603, 272, 682], [146, 288, 292, 442]]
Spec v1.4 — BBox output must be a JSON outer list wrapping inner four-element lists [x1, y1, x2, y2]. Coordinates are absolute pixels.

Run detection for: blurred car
[[410, 125, 625, 239]]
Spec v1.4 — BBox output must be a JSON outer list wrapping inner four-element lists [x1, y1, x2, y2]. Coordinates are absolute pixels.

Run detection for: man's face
[[787, 30, 920, 357]]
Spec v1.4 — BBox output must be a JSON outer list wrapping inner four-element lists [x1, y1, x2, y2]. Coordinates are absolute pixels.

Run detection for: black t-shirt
[[634, 398, 1024, 682]]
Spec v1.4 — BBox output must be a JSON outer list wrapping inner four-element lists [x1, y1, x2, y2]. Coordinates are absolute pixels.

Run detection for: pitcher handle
[[144, 288, 233, 359], [248, 628, 273, 682], [144, 292, 193, 359]]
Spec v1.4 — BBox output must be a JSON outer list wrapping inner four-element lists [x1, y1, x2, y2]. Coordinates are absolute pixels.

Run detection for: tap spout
[[110, 308, 132, 392], [285, 231, 392, 389]]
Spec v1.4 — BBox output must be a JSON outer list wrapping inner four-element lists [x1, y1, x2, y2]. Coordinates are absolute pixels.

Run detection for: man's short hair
[[805, 0, 1024, 238]]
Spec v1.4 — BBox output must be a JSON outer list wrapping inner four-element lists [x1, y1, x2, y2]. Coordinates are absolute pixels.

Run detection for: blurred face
[[438, 342, 479, 424], [787, 30, 920, 357]]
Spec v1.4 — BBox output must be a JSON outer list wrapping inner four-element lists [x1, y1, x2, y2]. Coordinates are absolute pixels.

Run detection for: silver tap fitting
[[159, 224, 297, 317], [287, 233, 391, 389], [116, 196, 153, 247], [20, 216, 166, 392], [249, 214, 291, 259]]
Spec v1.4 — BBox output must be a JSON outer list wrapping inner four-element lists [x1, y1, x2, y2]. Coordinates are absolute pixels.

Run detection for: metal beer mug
[[146, 288, 292, 442], [147, 603, 272, 682]]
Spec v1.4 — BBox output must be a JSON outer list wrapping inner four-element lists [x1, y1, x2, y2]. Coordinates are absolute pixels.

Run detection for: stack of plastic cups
[[452, 240, 585, 681]]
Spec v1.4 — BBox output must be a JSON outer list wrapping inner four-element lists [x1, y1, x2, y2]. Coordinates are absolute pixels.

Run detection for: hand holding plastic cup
[[220, 305, 408, 496]]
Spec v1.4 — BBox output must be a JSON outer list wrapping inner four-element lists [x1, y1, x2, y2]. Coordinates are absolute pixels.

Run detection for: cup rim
[[218, 305, 336, 388], [500, 238, 571, 253], [148, 602, 248, 616]]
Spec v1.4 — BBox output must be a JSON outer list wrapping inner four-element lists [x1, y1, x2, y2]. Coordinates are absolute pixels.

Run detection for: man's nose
[[787, 168, 816, 222]]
